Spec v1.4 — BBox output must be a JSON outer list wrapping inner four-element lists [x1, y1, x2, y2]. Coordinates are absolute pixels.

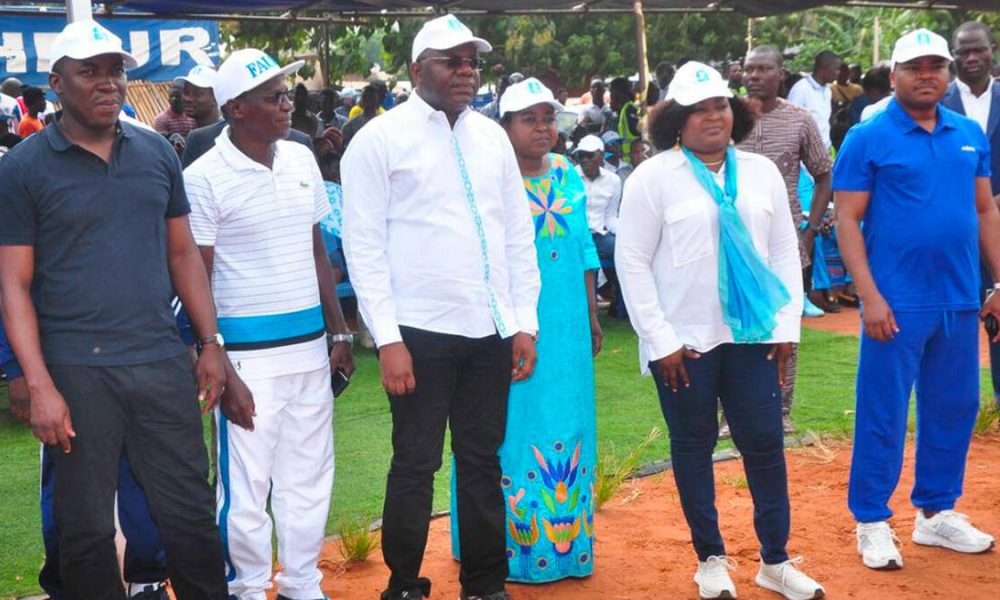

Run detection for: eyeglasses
[[242, 89, 295, 105], [420, 56, 487, 71]]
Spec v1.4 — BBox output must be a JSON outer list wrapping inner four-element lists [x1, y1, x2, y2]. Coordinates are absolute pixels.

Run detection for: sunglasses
[[421, 56, 487, 71], [576, 151, 602, 160], [242, 88, 295, 105]]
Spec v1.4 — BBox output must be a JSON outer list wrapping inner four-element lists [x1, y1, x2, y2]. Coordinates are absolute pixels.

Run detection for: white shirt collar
[[215, 125, 283, 173], [955, 78, 990, 99]]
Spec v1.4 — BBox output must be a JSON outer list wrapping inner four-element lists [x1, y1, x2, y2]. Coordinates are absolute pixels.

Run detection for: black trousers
[[382, 327, 512, 596], [48, 353, 227, 600]]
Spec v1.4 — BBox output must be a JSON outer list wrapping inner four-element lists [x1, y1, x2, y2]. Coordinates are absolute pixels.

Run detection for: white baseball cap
[[575, 134, 605, 154], [49, 19, 138, 70], [499, 78, 563, 118], [411, 14, 492, 63], [665, 61, 732, 107], [214, 48, 304, 107], [175, 64, 217, 89], [891, 28, 953, 67]]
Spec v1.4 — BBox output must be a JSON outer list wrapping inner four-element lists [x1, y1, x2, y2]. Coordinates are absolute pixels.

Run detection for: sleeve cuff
[[770, 309, 802, 343], [514, 307, 539, 337], [372, 320, 403, 349], [642, 324, 684, 363]]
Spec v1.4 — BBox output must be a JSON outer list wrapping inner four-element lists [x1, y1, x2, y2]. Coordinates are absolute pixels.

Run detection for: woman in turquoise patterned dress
[[450, 78, 603, 583]]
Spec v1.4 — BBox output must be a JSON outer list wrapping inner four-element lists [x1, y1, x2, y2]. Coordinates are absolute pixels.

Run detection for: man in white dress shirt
[[342, 15, 541, 600], [787, 50, 841, 149], [575, 134, 623, 313]]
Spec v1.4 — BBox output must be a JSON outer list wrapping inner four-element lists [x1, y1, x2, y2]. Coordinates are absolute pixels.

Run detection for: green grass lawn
[[0, 320, 989, 598]]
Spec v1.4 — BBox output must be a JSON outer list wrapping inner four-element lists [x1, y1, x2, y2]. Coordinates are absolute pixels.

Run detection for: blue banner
[[0, 15, 219, 87]]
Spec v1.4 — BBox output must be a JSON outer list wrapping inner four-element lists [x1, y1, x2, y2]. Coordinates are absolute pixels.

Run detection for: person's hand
[[9, 376, 30, 427], [220, 371, 256, 431], [981, 291, 1000, 343], [655, 347, 702, 393], [590, 316, 604, 356], [767, 342, 794, 387], [330, 341, 356, 377], [861, 293, 899, 341], [512, 332, 537, 381], [380, 342, 415, 396], [195, 344, 227, 413], [30, 382, 75, 453], [802, 227, 817, 259]]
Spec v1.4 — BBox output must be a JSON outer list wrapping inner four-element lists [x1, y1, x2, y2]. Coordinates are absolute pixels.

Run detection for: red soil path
[[249, 308, 999, 600], [309, 435, 1000, 599]]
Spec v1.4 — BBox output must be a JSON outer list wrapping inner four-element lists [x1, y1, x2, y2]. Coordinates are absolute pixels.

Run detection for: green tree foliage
[[219, 8, 999, 88]]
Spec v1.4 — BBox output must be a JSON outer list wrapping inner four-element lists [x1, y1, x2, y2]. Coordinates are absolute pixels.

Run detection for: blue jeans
[[650, 343, 790, 564], [849, 310, 980, 523], [40, 448, 167, 599]]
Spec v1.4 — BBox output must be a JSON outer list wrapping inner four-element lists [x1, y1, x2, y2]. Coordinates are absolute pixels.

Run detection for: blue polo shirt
[[0, 121, 190, 366], [833, 99, 991, 312]]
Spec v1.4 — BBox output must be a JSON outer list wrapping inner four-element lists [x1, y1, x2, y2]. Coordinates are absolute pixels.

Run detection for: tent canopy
[[2, 0, 997, 18]]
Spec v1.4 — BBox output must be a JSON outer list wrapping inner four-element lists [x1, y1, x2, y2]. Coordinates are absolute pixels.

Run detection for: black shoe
[[460, 590, 511, 600], [276, 595, 330, 600], [381, 577, 432, 600], [128, 584, 169, 600]]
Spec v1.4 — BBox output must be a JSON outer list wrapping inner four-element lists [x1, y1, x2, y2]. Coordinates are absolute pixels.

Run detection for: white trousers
[[216, 364, 334, 600]]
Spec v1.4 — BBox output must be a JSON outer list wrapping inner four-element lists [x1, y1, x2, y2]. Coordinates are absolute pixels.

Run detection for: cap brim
[[500, 99, 563, 118], [418, 37, 492, 60], [174, 75, 213, 88], [58, 48, 139, 70], [891, 50, 953, 66], [668, 84, 733, 107], [239, 59, 305, 97]]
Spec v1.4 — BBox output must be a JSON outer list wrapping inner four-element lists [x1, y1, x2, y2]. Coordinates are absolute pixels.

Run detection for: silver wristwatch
[[328, 333, 355, 345]]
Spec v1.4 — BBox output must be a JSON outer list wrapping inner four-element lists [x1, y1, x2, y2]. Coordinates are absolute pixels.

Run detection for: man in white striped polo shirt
[[183, 49, 355, 600]]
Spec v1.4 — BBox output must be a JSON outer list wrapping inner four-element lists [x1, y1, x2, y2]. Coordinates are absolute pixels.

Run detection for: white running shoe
[[755, 557, 825, 600], [856, 521, 903, 570], [912, 510, 996, 554], [694, 555, 738, 599]]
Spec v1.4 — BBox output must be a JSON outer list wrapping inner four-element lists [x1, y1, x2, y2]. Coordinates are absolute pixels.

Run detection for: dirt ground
[[309, 435, 1000, 599], [292, 307, 999, 599]]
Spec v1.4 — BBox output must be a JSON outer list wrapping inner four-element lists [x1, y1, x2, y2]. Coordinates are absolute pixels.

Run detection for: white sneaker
[[694, 555, 738, 599], [755, 557, 825, 600], [856, 521, 903, 570], [912, 510, 996, 554]]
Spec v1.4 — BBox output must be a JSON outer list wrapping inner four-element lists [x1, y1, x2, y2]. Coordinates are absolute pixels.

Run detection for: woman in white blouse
[[617, 62, 823, 600]]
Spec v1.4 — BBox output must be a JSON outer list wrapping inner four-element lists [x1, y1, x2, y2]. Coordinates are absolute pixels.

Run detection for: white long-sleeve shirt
[[787, 74, 833, 149], [341, 90, 541, 348], [616, 148, 803, 373], [578, 165, 622, 235]]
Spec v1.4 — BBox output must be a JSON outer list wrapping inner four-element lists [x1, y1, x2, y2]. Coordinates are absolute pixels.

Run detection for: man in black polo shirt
[[0, 20, 228, 600]]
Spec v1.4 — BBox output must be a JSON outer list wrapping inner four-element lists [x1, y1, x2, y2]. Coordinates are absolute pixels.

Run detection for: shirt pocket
[[663, 200, 713, 267]]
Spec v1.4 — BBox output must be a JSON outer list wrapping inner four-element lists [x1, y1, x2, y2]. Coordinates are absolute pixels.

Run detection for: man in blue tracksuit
[[834, 28, 1000, 571], [1, 317, 169, 600]]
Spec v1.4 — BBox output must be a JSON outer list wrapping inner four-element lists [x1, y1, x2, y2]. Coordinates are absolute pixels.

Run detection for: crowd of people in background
[[1, 11, 999, 600]]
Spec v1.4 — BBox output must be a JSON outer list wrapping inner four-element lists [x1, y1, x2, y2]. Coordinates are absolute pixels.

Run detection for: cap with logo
[[575, 134, 605, 154], [213, 48, 304, 107], [891, 28, 953, 67], [49, 19, 138, 70], [499, 78, 563, 118], [411, 14, 492, 63], [665, 61, 732, 107], [175, 64, 217, 90]]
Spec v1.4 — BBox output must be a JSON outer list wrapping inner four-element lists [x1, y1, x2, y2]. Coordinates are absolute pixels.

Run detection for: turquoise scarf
[[682, 145, 791, 342]]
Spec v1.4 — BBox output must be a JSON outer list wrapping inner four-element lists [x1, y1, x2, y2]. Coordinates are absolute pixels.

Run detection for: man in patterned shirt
[[737, 45, 833, 434]]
